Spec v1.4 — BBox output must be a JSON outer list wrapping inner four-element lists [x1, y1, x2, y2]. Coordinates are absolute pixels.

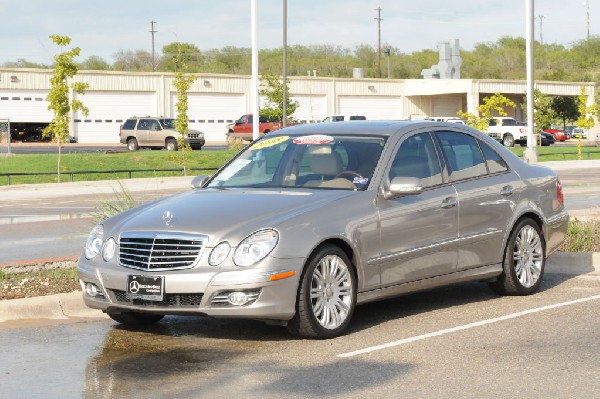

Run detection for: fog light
[[85, 283, 103, 298], [228, 291, 251, 306]]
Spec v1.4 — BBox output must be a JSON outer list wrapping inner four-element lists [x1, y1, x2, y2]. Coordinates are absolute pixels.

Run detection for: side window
[[138, 119, 151, 130], [259, 116, 268, 123], [388, 132, 442, 188], [147, 120, 160, 131], [479, 140, 509, 174], [334, 116, 344, 122], [489, 119, 497, 127], [436, 131, 487, 181]]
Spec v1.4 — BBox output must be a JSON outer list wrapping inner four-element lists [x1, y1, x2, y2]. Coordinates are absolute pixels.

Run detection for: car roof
[[273, 120, 475, 137]]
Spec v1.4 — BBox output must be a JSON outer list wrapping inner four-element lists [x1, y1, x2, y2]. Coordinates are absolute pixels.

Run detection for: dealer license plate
[[126, 275, 164, 301]]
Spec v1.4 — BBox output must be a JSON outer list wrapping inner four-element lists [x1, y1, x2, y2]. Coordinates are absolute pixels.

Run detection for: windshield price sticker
[[293, 135, 334, 145], [251, 136, 289, 150], [126, 275, 164, 301]]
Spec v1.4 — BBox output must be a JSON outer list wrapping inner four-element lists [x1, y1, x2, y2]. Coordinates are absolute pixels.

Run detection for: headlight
[[102, 237, 117, 261], [209, 242, 231, 266], [84, 224, 104, 260], [233, 230, 279, 267]]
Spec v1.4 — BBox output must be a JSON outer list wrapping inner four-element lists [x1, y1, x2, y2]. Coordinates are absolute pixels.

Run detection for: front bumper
[[78, 259, 300, 320]]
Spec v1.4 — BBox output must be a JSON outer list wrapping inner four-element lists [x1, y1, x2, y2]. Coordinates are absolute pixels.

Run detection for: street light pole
[[282, 0, 287, 127], [251, 0, 259, 141]]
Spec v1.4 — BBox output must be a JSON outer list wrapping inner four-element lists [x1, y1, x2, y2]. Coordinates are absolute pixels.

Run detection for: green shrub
[[560, 219, 600, 252]]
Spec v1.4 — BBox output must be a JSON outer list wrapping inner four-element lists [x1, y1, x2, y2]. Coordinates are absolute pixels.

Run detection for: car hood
[[105, 188, 355, 246]]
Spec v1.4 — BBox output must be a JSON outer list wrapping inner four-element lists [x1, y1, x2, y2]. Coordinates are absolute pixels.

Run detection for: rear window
[[122, 119, 137, 130]]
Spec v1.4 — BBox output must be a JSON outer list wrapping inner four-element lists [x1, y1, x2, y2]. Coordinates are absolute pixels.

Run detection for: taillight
[[556, 179, 564, 205]]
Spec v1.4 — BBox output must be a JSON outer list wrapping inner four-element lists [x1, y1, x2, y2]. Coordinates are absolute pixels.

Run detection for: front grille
[[111, 289, 203, 307], [187, 133, 203, 139], [119, 232, 206, 271]]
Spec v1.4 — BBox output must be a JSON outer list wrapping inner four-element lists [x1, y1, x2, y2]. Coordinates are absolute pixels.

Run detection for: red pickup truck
[[226, 114, 282, 143]]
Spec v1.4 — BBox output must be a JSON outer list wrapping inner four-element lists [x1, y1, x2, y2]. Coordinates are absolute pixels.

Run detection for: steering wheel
[[335, 170, 363, 180]]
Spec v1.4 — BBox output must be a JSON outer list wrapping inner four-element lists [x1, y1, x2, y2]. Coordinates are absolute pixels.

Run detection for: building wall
[[0, 68, 596, 143]]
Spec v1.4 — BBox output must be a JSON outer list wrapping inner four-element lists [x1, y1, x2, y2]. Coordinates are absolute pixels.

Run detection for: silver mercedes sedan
[[78, 121, 569, 338]]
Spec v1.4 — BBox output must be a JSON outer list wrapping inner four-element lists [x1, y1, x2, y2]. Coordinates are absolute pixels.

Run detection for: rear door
[[435, 131, 522, 271]]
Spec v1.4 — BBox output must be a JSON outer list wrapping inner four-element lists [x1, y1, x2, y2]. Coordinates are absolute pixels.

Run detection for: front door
[[378, 131, 459, 287]]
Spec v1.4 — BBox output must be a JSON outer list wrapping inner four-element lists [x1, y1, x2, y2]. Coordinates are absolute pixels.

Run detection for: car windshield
[[160, 119, 176, 129], [208, 134, 386, 190]]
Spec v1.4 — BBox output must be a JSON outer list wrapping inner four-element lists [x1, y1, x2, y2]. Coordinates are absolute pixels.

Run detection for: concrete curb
[[0, 291, 107, 323], [0, 252, 598, 324]]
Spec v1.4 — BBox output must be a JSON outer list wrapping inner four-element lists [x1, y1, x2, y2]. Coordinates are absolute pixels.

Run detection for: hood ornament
[[162, 210, 174, 226]]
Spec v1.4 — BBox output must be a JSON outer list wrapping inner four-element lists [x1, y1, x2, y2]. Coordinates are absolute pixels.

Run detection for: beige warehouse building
[[0, 68, 596, 144]]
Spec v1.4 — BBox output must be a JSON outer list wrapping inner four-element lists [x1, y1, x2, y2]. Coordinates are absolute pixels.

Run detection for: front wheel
[[107, 311, 164, 326], [165, 138, 178, 151], [287, 245, 356, 339], [502, 133, 515, 147], [490, 218, 545, 295]]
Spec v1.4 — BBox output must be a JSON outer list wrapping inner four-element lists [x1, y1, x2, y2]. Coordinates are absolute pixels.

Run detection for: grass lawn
[[508, 145, 600, 161], [0, 149, 239, 185]]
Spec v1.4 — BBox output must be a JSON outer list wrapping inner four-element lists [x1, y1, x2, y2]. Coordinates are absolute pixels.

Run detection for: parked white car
[[322, 115, 366, 122]]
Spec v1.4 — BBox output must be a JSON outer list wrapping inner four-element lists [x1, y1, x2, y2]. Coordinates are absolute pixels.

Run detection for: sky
[[0, 0, 597, 65]]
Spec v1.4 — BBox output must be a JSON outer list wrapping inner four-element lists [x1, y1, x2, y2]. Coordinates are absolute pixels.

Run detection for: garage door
[[293, 95, 327, 123], [171, 93, 245, 142], [73, 91, 156, 143], [338, 96, 402, 120], [0, 90, 52, 123]]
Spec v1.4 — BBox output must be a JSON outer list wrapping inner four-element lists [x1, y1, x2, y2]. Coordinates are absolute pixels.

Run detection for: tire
[[127, 138, 139, 151], [107, 311, 164, 326], [490, 218, 545, 296], [502, 133, 515, 147], [165, 138, 178, 151], [286, 245, 356, 339]]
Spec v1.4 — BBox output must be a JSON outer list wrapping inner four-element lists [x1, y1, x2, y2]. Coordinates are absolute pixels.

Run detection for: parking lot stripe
[[337, 294, 600, 358]]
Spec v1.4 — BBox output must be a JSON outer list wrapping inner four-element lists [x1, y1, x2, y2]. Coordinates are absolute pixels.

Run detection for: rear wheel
[[107, 311, 164, 326], [287, 245, 356, 339], [165, 138, 178, 151], [127, 138, 139, 151], [490, 218, 545, 295]]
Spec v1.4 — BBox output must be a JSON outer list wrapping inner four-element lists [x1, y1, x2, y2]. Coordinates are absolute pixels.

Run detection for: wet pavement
[[1, 271, 600, 398]]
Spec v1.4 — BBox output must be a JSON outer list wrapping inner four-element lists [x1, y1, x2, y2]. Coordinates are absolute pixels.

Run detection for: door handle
[[500, 185, 514, 196], [441, 197, 457, 209]]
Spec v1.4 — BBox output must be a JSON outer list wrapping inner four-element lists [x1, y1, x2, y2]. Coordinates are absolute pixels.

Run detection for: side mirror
[[383, 176, 423, 200], [191, 175, 210, 189]]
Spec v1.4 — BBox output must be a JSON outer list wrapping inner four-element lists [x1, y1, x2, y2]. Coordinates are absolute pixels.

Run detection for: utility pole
[[375, 7, 383, 78], [583, 1, 590, 40], [150, 20, 157, 71], [537, 14, 544, 44]]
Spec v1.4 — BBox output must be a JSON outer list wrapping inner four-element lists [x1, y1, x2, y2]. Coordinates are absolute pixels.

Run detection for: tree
[[79, 55, 111, 71], [521, 89, 555, 131], [162, 42, 201, 72], [172, 58, 196, 175], [112, 49, 153, 71], [43, 35, 89, 183], [552, 96, 579, 130], [458, 92, 516, 132], [259, 74, 299, 122]]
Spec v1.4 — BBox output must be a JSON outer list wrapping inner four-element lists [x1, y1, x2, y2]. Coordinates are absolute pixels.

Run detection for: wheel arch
[[503, 211, 547, 256]]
